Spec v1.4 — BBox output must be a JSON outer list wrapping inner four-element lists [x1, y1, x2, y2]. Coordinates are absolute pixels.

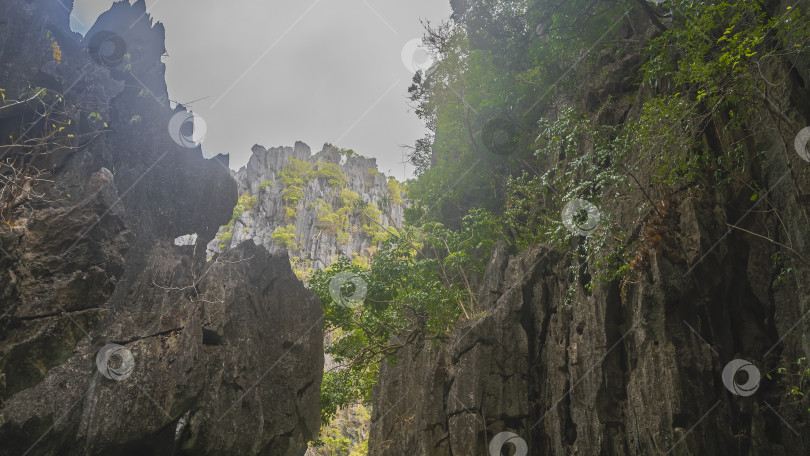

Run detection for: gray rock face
[[207, 142, 404, 272], [2, 240, 322, 456], [209, 141, 404, 456], [370, 158, 810, 455], [0, 1, 323, 455], [369, 12, 810, 453]]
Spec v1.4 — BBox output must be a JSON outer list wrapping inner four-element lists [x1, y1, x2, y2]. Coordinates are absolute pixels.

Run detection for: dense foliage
[[312, 0, 810, 433], [310, 209, 500, 423]]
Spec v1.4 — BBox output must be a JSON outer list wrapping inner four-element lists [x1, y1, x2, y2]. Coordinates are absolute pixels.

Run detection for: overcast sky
[[69, 0, 452, 180]]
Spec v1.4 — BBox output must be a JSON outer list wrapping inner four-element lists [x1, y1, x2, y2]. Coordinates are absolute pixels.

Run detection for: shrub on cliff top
[[315, 162, 347, 188]]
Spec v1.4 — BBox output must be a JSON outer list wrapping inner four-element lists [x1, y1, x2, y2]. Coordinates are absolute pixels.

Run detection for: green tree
[[310, 209, 501, 425]]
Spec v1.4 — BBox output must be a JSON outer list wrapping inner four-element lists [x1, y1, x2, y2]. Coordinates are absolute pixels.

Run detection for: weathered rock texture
[[207, 142, 403, 272], [372, 184, 810, 455], [0, 1, 323, 455], [216, 143, 401, 454], [369, 2, 810, 455]]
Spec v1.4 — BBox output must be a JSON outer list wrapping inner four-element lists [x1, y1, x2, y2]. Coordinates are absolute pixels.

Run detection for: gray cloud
[[70, 0, 451, 180]]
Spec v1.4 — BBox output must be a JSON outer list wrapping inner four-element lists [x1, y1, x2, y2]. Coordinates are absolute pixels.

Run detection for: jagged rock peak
[[0, 1, 324, 454], [82, 0, 168, 97], [209, 142, 405, 277]]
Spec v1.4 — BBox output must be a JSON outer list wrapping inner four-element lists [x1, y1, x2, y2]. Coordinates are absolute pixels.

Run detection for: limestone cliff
[[368, 1, 810, 455], [205, 143, 403, 455], [0, 1, 322, 455], [207, 142, 404, 279]]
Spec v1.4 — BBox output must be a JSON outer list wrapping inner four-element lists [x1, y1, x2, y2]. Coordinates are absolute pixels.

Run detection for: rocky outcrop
[[372, 179, 810, 455], [0, 1, 323, 455], [215, 141, 403, 454], [370, 3, 810, 455], [207, 142, 404, 273]]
